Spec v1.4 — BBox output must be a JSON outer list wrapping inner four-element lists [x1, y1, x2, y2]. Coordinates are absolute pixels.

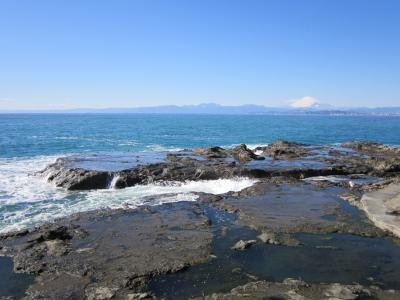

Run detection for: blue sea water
[[1, 114, 400, 158], [0, 113, 400, 233]]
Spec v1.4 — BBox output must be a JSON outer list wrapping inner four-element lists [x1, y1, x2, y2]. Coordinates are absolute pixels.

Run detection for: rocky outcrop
[[230, 144, 265, 163], [361, 183, 400, 238], [193, 146, 228, 159], [40, 158, 112, 190], [0, 202, 213, 300], [40, 158, 242, 190], [3, 139, 400, 299], [342, 141, 400, 156], [38, 141, 400, 191], [193, 144, 266, 163], [197, 279, 400, 300], [257, 140, 311, 159], [206, 181, 386, 238]]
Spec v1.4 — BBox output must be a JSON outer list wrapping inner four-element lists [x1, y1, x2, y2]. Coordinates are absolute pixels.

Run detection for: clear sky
[[0, 0, 399, 110]]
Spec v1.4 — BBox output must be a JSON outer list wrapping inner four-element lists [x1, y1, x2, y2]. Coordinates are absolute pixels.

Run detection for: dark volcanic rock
[[230, 144, 265, 163], [193, 144, 266, 163], [367, 157, 400, 176], [4, 140, 400, 299], [193, 146, 228, 159], [258, 140, 311, 160], [39, 141, 400, 190], [40, 158, 112, 190], [41, 158, 242, 190], [0, 202, 213, 300], [196, 279, 400, 300], [342, 141, 400, 155], [205, 181, 386, 237]]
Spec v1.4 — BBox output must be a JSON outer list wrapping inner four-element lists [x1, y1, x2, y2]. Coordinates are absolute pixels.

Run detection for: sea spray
[[0, 155, 257, 233]]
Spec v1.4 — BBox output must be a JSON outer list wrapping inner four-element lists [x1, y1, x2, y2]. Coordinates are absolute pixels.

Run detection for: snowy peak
[[289, 96, 333, 110]]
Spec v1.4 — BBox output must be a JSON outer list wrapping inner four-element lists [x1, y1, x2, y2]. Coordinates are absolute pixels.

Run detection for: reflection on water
[[63, 151, 167, 171], [148, 205, 400, 300], [0, 256, 35, 299]]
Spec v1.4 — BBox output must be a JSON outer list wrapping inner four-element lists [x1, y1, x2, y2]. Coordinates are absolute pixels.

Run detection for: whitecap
[[145, 144, 185, 152], [246, 144, 268, 150], [0, 155, 257, 233], [223, 143, 268, 151]]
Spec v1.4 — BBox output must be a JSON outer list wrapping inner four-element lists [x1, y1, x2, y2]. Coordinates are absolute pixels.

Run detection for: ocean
[[1, 113, 400, 233]]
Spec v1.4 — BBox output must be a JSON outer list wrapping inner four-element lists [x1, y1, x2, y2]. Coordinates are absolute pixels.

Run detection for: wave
[[222, 143, 268, 150], [145, 144, 185, 152], [0, 155, 256, 234]]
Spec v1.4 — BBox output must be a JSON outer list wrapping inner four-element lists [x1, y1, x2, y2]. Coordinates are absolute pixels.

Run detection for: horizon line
[[1, 102, 400, 112]]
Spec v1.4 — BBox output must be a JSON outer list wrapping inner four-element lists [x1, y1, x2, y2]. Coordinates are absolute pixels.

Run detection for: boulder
[[230, 144, 265, 163], [194, 146, 228, 159], [261, 140, 310, 159]]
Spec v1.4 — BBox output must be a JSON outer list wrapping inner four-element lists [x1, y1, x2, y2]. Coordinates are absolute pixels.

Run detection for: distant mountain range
[[2, 103, 400, 116]]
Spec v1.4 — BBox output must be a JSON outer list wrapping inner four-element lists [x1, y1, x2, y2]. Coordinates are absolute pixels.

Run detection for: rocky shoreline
[[39, 141, 400, 191], [1, 140, 400, 299]]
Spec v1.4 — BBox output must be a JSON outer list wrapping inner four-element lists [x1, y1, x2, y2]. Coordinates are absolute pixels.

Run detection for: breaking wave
[[0, 155, 256, 234]]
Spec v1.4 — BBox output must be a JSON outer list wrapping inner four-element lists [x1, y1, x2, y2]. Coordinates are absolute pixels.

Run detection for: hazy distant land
[[2, 103, 400, 115]]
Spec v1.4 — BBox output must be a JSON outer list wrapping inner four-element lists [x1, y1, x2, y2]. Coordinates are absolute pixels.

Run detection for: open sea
[[1, 113, 400, 233]]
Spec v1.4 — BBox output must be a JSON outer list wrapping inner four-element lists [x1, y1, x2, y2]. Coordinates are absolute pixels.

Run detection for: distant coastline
[[1, 103, 400, 116]]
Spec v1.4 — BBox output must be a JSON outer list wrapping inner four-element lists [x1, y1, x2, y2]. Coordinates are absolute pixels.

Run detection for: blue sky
[[0, 0, 399, 109]]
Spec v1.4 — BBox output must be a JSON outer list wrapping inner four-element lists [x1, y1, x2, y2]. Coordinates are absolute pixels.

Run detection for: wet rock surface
[[361, 182, 400, 238], [39, 140, 400, 191], [196, 279, 400, 300], [2, 140, 400, 299], [256, 140, 312, 160], [205, 181, 387, 238], [231, 239, 257, 250], [230, 144, 265, 163], [0, 202, 213, 299], [341, 141, 400, 156]]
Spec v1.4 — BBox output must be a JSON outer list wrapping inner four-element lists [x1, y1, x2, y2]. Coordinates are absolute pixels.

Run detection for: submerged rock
[[207, 181, 385, 237], [257, 231, 301, 247]]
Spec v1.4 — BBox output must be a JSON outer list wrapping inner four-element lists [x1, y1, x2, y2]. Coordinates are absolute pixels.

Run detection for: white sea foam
[[246, 144, 268, 150], [0, 155, 256, 233], [117, 141, 137, 146], [145, 144, 185, 152], [223, 143, 268, 151], [0, 155, 68, 205], [303, 176, 350, 184], [144, 143, 268, 153]]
